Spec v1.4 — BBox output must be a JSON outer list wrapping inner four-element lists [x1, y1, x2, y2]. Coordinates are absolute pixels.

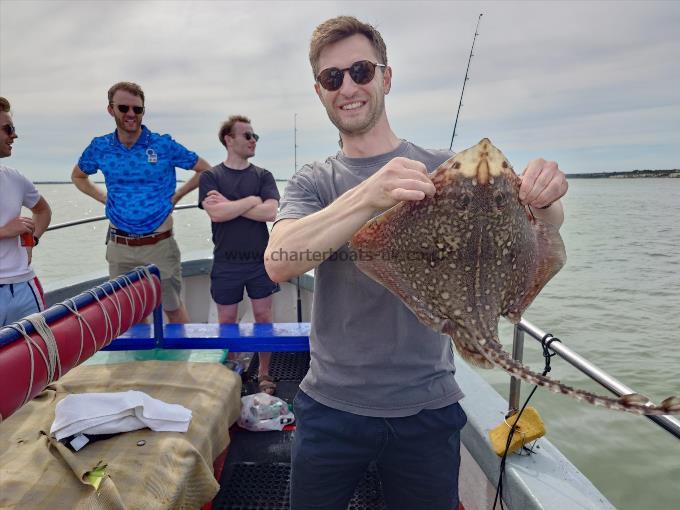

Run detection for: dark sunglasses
[[111, 103, 145, 115], [240, 132, 259, 142], [1, 123, 16, 136], [316, 60, 386, 91]]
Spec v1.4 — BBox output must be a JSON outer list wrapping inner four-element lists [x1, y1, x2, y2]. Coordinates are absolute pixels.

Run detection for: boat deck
[[212, 352, 388, 510]]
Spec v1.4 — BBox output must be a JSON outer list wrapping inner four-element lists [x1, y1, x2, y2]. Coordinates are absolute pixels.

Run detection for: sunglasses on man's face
[[1, 124, 16, 136], [316, 60, 386, 92], [240, 132, 259, 142], [111, 104, 145, 115]]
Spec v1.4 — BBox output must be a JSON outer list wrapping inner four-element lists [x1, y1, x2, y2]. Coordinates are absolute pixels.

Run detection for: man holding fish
[[265, 16, 567, 510]]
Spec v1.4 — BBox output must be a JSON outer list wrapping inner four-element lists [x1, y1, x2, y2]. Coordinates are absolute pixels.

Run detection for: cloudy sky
[[1, 0, 678, 182]]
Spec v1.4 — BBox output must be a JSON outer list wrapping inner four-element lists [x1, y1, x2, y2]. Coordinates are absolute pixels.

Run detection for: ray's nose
[[476, 154, 490, 185]]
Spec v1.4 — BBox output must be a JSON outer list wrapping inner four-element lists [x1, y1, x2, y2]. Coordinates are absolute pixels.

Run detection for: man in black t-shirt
[[199, 115, 280, 394]]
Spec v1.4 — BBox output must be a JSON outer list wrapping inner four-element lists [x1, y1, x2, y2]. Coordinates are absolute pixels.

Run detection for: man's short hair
[[218, 115, 251, 148], [0, 97, 10, 113], [107, 82, 145, 105], [309, 16, 388, 79]]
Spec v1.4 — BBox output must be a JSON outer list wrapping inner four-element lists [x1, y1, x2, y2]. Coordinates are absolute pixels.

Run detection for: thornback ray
[[350, 138, 680, 416]]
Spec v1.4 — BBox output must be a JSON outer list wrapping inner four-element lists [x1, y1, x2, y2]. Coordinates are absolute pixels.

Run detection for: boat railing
[[45, 204, 199, 231], [42, 214, 680, 440], [508, 318, 680, 440]]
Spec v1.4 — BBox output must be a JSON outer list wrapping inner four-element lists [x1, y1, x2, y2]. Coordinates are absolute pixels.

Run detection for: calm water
[[30, 179, 680, 509]]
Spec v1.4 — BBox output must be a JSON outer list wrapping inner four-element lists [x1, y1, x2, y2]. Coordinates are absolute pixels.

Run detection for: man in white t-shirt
[[0, 96, 52, 326]]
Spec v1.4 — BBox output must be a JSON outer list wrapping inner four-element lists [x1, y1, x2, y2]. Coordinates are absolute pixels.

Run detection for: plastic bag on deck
[[237, 392, 295, 431]]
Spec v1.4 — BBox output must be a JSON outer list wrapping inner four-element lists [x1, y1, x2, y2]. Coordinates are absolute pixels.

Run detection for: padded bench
[[107, 322, 311, 352], [0, 360, 241, 509]]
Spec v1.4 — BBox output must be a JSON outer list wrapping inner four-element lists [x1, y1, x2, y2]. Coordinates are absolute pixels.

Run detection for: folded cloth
[[50, 390, 192, 441]]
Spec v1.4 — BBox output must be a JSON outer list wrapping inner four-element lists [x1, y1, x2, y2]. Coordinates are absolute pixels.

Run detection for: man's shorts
[[210, 261, 280, 306], [0, 277, 45, 326], [106, 236, 182, 312]]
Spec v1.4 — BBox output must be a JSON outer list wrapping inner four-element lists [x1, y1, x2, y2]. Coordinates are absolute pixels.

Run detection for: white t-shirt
[[0, 165, 40, 283]]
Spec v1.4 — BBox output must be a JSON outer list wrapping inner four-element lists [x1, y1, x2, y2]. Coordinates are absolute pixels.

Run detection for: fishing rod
[[294, 113, 303, 323], [449, 13, 483, 151]]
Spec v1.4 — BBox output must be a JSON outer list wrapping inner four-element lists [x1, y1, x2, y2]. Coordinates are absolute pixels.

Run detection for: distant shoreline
[[34, 172, 679, 184], [566, 169, 680, 179]]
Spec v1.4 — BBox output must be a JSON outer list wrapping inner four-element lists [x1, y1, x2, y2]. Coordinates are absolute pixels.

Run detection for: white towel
[[50, 390, 192, 441]]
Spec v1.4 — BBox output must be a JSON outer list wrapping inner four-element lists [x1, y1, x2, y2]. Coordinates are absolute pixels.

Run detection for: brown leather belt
[[109, 229, 173, 247]]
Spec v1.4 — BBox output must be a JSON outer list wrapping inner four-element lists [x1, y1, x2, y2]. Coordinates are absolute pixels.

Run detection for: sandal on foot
[[258, 375, 277, 395]]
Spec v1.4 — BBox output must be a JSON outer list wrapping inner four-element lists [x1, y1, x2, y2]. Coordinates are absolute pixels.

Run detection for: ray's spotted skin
[[351, 138, 680, 416]]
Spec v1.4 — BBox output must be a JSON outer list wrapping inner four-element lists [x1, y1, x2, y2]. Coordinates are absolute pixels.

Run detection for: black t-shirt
[[198, 163, 280, 263]]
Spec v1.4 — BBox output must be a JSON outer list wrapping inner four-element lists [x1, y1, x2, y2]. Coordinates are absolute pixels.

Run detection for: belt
[[108, 229, 173, 247]]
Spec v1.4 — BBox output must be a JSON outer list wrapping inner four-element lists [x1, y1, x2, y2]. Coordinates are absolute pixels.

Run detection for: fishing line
[[493, 333, 561, 510]]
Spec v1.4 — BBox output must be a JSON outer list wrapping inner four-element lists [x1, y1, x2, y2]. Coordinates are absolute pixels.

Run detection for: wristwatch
[[33, 235, 40, 246]]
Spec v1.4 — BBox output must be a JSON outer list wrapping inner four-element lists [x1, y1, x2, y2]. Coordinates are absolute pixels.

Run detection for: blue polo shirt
[[78, 125, 199, 234]]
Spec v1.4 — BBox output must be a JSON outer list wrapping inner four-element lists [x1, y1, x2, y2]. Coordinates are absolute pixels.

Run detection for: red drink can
[[20, 232, 35, 247]]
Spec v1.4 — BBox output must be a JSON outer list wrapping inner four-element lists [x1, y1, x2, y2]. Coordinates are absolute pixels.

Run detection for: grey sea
[[30, 179, 680, 509]]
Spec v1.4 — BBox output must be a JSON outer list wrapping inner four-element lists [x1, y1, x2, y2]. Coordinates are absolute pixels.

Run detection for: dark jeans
[[290, 390, 467, 510]]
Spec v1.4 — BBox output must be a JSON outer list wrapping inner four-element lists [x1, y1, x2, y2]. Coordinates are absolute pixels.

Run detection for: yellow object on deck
[[489, 406, 546, 456]]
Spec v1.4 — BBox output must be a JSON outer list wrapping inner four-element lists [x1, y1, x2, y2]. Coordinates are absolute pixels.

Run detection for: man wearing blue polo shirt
[[71, 82, 211, 323]]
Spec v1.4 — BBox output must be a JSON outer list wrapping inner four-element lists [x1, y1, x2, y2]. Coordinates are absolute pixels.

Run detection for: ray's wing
[[503, 217, 567, 323], [351, 200, 449, 332]]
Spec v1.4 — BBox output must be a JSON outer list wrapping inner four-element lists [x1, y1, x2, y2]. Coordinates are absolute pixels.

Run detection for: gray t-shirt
[[276, 141, 464, 417]]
